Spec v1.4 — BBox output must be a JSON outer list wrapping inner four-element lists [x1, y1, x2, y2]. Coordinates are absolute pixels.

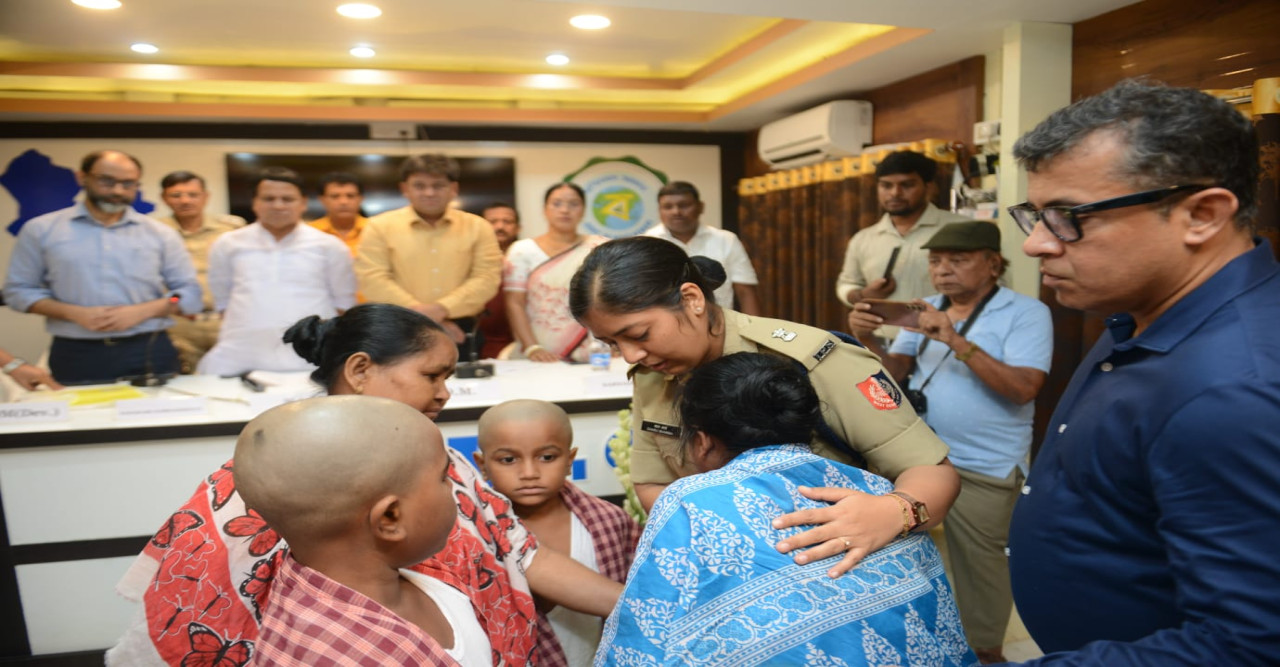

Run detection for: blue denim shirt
[[1007, 240, 1280, 665], [3, 203, 202, 338]]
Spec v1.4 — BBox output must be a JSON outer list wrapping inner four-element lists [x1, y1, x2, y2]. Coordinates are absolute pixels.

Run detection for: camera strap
[[911, 285, 999, 393]]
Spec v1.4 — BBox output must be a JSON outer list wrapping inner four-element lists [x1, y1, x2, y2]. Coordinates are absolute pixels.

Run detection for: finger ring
[[841, 538, 852, 549]]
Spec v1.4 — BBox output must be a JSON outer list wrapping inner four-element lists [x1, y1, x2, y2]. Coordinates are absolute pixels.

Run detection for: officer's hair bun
[[678, 352, 823, 457], [689, 256, 727, 292]]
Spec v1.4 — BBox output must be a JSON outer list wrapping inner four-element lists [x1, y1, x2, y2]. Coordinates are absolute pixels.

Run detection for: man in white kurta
[[198, 169, 356, 376], [641, 180, 760, 314]]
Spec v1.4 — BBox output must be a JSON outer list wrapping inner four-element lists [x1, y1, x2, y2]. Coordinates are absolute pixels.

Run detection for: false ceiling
[[0, 0, 1140, 130]]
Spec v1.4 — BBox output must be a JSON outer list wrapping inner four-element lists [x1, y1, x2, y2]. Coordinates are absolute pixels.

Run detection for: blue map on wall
[[2, 149, 155, 237]]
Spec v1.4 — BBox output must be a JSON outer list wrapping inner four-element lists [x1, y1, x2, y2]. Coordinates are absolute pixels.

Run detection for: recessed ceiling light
[[350, 46, 376, 58], [546, 53, 570, 66], [570, 15, 610, 30], [130, 43, 159, 54], [337, 3, 381, 19], [72, 0, 122, 9]]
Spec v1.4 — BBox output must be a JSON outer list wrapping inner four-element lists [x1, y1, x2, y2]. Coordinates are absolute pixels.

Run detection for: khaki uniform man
[[157, 171, 245, 373], [628, 309, 948, 486]]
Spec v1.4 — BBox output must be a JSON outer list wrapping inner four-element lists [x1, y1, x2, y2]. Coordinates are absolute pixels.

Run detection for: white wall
[[0, 138, 722, 360]]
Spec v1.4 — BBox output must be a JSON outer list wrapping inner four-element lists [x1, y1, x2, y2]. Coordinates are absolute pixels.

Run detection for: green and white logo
[[564, 156, 668, 239]]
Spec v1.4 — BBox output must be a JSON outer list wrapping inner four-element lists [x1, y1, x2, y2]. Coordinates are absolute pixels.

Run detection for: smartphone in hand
[[882, 246, 902, 280], [863, 299, 925, 329]]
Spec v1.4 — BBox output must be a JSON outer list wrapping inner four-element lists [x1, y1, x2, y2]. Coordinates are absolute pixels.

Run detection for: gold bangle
[[523, 344, 545, 355], [885, 493, 913, 539], [956, 342, 982, 362]]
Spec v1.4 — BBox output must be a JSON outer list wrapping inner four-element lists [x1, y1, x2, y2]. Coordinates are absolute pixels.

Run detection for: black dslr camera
[[905, 388, 928, 415]]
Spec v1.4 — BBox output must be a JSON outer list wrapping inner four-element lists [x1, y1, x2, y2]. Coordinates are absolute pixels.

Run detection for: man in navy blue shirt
[[1004, 80, 1280, 665]]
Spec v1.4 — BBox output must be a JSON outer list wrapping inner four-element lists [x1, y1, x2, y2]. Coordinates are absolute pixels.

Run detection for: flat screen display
[[224, 153, 516, 222]]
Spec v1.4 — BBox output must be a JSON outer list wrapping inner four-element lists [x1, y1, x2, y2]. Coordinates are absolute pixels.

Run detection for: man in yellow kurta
[[355, 154, 502, 352]]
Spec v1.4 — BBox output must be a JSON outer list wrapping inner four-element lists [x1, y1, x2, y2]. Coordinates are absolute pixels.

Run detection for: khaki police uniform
[[629, 309, 948, 485], [158, 214, 246, 373]]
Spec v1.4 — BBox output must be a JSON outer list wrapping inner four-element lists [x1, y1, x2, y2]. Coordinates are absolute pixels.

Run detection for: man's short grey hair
[[1013, 79, 1259, 227]]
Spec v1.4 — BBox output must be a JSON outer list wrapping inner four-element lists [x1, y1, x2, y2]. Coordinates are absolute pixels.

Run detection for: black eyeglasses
[[89, 174, 141, 190], [1008, 184, 1213, 242]]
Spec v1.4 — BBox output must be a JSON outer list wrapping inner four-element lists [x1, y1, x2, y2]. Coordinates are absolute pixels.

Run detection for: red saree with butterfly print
[[108, 448, 548, 666]]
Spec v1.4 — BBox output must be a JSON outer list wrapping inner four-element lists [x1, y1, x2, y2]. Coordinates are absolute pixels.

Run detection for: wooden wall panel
[[1073, 0, 1280, 100], [861, 56, 985, 147]]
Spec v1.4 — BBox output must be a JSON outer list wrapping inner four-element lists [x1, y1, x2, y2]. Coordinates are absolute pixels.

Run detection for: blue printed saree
[[595, 445, 978, 667]]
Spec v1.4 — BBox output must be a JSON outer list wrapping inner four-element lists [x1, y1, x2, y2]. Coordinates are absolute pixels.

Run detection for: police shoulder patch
[[855, 370, 903, 410]]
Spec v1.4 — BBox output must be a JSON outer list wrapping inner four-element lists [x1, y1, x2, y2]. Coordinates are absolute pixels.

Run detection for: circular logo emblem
[[564, 156, 667, 239]]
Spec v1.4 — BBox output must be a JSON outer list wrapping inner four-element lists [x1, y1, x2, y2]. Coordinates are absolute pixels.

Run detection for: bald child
[[474, 399, 641, 665], [236, 396, 485, 666]]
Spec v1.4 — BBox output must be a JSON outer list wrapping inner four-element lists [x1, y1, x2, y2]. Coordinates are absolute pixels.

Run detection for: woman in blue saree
[[597, 353, 977, 666]]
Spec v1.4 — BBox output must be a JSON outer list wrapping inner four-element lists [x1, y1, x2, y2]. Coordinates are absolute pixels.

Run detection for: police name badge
[[771, 328, 798, 342], [640, 420, 682, 437]]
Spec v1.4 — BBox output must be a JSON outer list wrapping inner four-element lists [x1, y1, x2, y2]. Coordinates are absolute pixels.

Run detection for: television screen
[[224, 153, 516, 222]]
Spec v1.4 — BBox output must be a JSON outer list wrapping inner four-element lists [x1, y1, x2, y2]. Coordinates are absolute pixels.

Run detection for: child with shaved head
[[474, 399, 641, 665], [236, 395, 483, 666]]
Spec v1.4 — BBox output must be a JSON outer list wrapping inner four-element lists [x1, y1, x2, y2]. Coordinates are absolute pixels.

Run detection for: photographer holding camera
[[847, 221, 1052, 664]]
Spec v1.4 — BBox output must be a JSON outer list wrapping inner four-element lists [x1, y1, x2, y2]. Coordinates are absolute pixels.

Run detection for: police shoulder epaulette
[[741, 317, 836, 369]]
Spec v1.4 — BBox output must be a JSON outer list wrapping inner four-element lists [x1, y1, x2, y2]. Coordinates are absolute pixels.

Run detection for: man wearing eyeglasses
[[355, 153, 503, 358], [1005, 80, 1280, 664], [2, 150, 201, 384]]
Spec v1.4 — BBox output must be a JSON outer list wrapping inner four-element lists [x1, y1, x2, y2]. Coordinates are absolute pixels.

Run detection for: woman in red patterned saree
[[108, 304, 620, 667]]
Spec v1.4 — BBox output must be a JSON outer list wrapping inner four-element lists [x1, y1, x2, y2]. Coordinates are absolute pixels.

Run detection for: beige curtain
[[738, 140, 958, 332]]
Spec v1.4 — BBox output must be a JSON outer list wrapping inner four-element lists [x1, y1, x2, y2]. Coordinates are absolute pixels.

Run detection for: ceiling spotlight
[[72, 0, 122, 8], [570, 15, 610, 30], [130, 43, 159, 54], [350, 46, 376, 58], [337, 3, 381, 19], [546, 53, 570, 66]]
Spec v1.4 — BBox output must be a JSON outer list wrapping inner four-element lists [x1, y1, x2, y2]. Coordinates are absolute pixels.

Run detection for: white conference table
[[0, 360, 633, 658]]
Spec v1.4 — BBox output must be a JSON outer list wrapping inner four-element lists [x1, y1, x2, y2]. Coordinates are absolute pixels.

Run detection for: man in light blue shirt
[[3, 150, 201, 384], [849, 221, 1052, 663]]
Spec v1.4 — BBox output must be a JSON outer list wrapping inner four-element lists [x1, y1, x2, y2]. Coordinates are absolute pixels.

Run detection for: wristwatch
[[888, 491, 930, 530], [2, 358, 28, 375]]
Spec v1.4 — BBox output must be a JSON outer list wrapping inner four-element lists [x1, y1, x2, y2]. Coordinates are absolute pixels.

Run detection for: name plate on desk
[[445, 379, 503, 404], [116, 397, 208, 420], [0, 401, 70, 424], [583, 373, 632, 395]]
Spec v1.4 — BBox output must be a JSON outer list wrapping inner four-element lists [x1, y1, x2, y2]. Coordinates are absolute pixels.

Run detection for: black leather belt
[[54, 332, 159, 346]]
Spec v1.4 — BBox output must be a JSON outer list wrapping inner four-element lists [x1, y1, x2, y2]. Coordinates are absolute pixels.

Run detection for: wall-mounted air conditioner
[[757, 100, 873, 170]]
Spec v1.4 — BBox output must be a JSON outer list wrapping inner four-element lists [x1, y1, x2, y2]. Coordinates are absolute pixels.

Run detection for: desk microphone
[[456, 313, 495, 379], [122, 330, 173, 387]]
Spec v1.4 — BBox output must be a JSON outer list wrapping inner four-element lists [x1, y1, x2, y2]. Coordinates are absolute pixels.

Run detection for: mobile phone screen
[[863, 299, 924, 328]]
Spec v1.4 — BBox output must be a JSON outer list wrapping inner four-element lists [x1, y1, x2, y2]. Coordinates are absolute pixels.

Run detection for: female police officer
[[569, 236, 959, 576]]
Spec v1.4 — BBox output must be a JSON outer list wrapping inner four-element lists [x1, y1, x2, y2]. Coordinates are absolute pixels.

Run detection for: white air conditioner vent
[[758, 101, 873, 170]]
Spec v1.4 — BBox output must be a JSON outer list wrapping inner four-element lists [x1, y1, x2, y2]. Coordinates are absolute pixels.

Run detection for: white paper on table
[[116, 397, 209, 420]]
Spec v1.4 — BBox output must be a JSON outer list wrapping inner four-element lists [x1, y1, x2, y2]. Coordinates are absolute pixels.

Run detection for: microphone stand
[[455, 314, 495, 379], [123, 330, 173, 387]]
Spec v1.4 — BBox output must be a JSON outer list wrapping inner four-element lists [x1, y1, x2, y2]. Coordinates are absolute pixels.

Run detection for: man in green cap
[[847, 220, 1053, 663]]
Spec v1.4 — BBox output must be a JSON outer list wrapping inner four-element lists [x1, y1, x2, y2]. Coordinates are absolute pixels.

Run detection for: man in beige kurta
[[834, 151, 972, 340], [157, 170, 245, 373]]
